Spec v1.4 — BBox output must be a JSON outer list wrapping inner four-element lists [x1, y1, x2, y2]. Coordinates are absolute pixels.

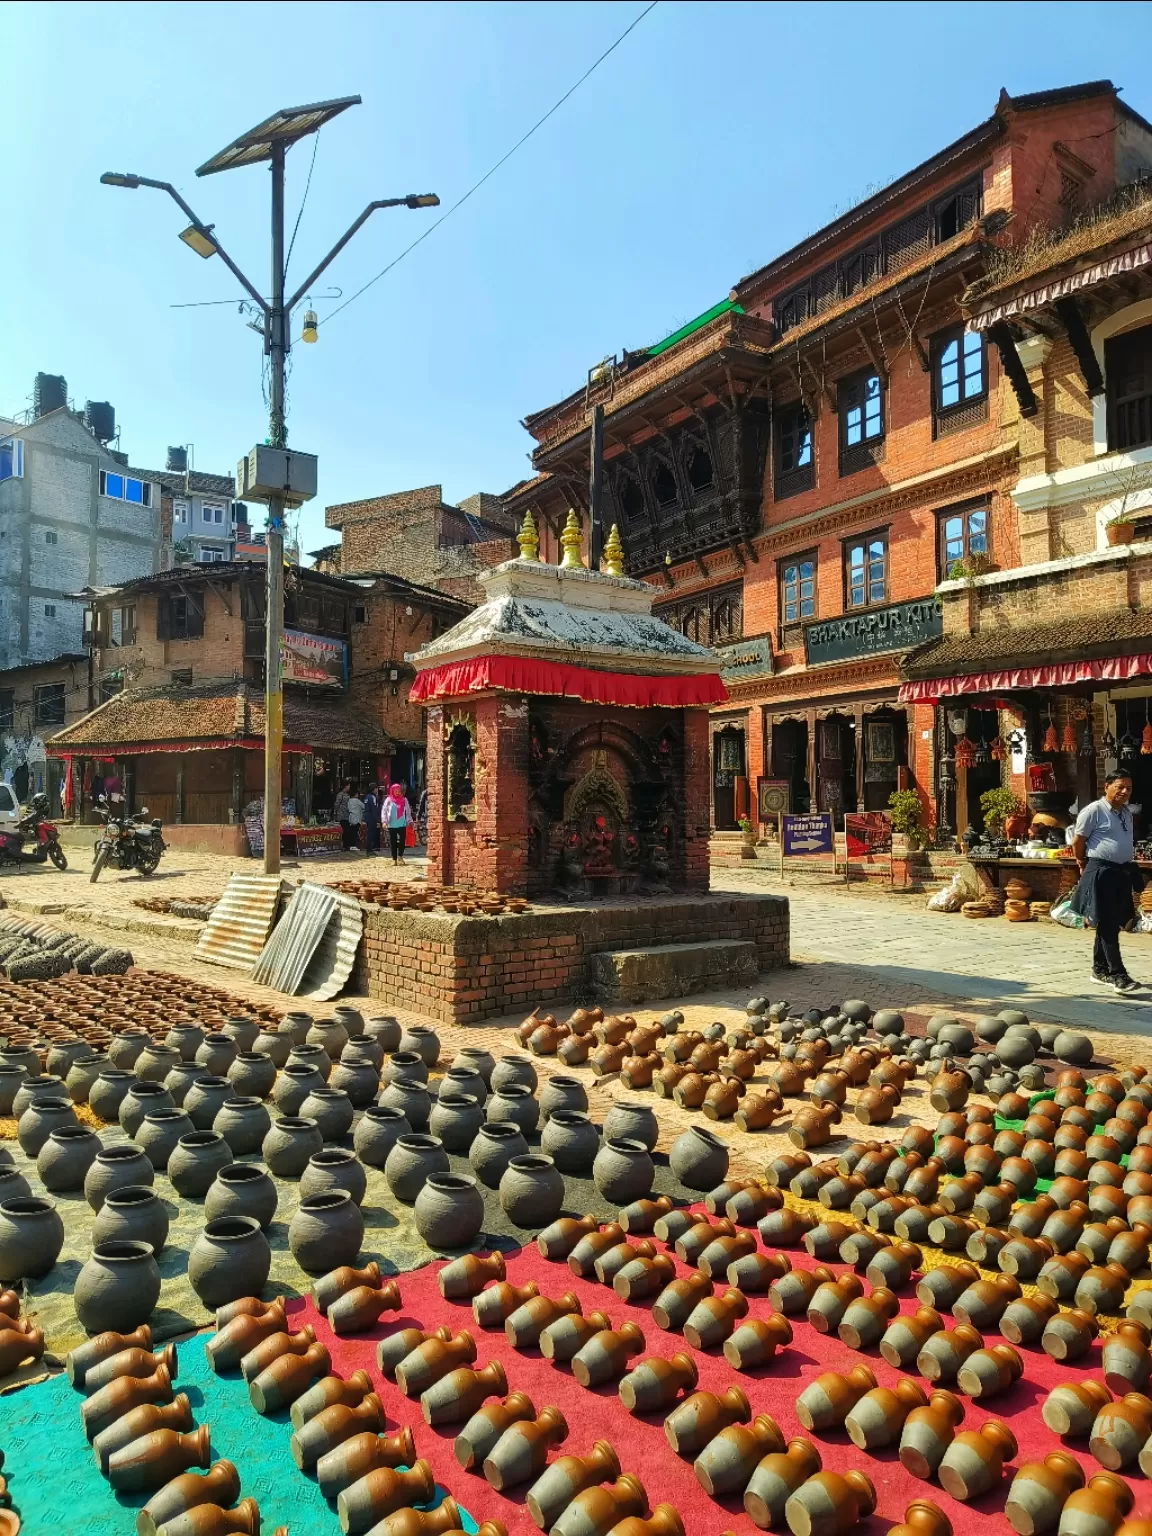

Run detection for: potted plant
[[1106, 514, 1135, 546], [979, 786, 1025, 839], [887, 789, 927, 852], [737, 816, 758, 860], [947, 552, 996, 583]]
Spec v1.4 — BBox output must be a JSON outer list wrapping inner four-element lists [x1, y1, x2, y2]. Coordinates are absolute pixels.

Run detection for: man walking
[[333, 779, 352, 850], [346, 788, 365, 853], [363, 783, 380, 855], [1071, 771, 1145, 994]]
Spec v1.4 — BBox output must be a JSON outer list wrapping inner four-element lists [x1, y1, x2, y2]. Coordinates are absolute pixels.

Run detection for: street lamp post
[[101, 96, 438, 874]]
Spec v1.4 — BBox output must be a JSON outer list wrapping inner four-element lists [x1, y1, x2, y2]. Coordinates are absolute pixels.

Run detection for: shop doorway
[[1115, 697, 1152, 842], [712, 724, 745, 830], [816, 715, 858, 816], [862, 710, 907, 811], [772, 719, 810, 814], [967, 706, 1004, 833]]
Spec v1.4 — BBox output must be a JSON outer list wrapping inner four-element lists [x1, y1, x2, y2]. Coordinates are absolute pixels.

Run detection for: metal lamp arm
[[285, 197, 417, 311], [136, 176, 271, 314]]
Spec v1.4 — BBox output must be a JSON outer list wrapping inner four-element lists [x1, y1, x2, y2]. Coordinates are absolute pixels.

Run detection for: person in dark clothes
[[363, 784, 380, 854], [1071, 771, 1146, 994], [334, 780, 353, 850]]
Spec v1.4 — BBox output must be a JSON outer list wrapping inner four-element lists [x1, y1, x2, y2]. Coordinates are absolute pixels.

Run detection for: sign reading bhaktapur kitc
[[804, 597, 943, 666]]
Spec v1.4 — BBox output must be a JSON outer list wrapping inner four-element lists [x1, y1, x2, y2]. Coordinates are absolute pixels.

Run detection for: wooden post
[[588, 403, 605, 571], [806, 708, 817, 814], [854, 705, 865, 811], [174, 756, 185, 825], [231, 749, 244, 825]]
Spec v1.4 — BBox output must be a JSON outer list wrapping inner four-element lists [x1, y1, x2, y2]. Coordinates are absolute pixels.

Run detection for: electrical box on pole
[[236, 445, 318, 507]]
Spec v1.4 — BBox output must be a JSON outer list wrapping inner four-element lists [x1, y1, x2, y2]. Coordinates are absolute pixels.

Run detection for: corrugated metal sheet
[[251, 882, 338, 994], [195, 873, 285, 972], [297, 885, 363, 1001]]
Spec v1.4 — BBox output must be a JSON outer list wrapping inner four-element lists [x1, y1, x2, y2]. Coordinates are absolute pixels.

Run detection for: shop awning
[[899, 651, 1152, 704], [409, 653, 728, 709]]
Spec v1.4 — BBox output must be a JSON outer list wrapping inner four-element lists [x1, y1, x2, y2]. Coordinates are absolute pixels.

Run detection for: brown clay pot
[[664, 1384, 749, 1454], [618, 1352, 698, 1415], [1089, 1392, 1152, 1469], [899, 1390, 966, 1479], [742, 1438, 822, 1530], [316, 1426, 417, 1500], [1057, 1474, 1134, 1536], [880, 1306, 944, 1370], [395, 1331, 477, 1398], [783, 1470, 876, 1536], [692, 1414, 785, 1497], [438, 1252, 505, 1299], [845, 1379, 928, 1450], [1004, 1451, 1086, 1536], [795, 1366, 877, 1431], [937, 1419, 1017, 1501]]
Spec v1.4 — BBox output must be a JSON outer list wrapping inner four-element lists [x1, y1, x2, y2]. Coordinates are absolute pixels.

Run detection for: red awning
[[409, 654, 728, 708], [899, 651, 1152, 704]]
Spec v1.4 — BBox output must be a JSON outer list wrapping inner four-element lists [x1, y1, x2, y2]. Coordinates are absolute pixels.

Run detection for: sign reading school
[[781, 813, 834, 857]]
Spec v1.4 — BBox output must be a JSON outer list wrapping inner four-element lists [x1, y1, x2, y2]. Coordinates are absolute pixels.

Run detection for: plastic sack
[[1050, 895, 1088, 929], [927, 872, 965, 912]]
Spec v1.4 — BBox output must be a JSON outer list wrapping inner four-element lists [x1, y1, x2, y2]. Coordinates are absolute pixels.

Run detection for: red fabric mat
[[285, 1212, 1152, 1535]]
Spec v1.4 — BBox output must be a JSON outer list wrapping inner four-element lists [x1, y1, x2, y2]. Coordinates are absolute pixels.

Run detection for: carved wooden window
[[844, 532, 888, 609], [774, 404, 814, 500], [686, 444, 714, 491], [935, 178, 981, 242], [619, 476, 644, 518], [445, 719, 477, 822], [1106, 324, 1152, 453], [780, 555, 816, 623], [712, 594, 738, 642], [651, 461, 678, 508]]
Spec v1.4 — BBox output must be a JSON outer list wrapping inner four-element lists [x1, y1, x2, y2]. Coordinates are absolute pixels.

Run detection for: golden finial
[[516, 508, 539, 561], [559, 508, 585, 570], [602, 523, 625, 577]]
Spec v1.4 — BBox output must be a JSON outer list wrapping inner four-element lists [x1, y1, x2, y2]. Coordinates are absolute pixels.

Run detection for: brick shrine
[[346, 524, 790, 1021]]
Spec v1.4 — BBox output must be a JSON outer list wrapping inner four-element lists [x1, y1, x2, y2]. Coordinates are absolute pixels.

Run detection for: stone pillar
[[425, 704, 446, 884], [682, 705, 712, 892], [473, 694, 530, 895]]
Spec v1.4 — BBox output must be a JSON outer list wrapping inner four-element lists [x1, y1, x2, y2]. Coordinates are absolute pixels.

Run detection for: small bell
[[990, 737, 1006, 760]]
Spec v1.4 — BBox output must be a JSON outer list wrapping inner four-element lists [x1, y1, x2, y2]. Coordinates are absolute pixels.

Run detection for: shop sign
[[281, 630, 347, 688], [294, 825, 344, 856], [845, 811, 892, 859], [782, 812, 833, 856], [804, 598, 942, 666], [715, 636, 774, 683]]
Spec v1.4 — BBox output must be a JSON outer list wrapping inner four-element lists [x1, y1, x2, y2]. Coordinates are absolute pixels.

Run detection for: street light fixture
[[100, 95, 439, 875]]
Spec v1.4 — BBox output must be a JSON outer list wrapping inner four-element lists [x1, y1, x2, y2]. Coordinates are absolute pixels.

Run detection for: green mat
[[0, 1335, 477, 1535]]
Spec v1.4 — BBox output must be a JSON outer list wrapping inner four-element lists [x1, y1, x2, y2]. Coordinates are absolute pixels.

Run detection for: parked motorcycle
[[0, 793, 68, 870], [90, 796, 167, 882]]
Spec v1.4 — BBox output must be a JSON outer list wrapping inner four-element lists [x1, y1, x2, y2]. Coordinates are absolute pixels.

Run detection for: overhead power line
[[321, 0, 659, 327]]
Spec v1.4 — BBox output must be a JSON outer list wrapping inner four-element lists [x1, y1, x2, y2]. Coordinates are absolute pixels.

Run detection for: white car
[[0, 785, 19, 831]]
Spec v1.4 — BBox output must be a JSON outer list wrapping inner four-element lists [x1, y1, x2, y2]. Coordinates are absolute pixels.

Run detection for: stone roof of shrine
[[408, 558, 720, 676]]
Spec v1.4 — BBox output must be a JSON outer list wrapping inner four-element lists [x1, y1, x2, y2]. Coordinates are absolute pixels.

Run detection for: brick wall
[[351, 892, 790, 1022], [347, 585, 452, 746]]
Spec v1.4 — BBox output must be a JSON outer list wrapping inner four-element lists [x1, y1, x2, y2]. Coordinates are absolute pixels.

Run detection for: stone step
[[588, 937, 760, 1004]]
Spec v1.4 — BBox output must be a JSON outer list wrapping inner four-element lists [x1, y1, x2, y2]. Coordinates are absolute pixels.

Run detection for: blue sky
[[3, 1, 1150, 554]]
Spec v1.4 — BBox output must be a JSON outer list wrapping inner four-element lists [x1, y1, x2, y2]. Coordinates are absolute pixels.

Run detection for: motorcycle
[[0, 793, 68, 870], [90, 796, 167, 882]]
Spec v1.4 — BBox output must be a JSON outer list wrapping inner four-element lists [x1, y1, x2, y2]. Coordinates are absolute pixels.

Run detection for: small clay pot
[[652, 1271, 714, 1332], [75, 1240, 162, 1334], [669, 1126, 729, 1191], [1042, 1307, 1098, 1362], [438, 1251, 505, 1299], [454, 1390, 537, 1470], [354, 1105, 410, 1167], [1058, 1476, 1135, 1536], [693, 1414, 786, 1497], [420, 1360, 508, 1426], [664, 1383, 748, 1452], [385, 1134, 450, 1202], [536, 1215, 597, 1261], [743, 1438, 822, 1530], [524, 1440, 620, 1531], [1042, 1379, 1113, 1437], [0, 1196, 65, 1282], [539, 1309, 613, 1363], [93, 1186, 170, 1255], [937, 1419, 1018, 1501], [500, 1154, 565, 1229], [188, 1217, 271, 1309], [1000, 1294, 1059, 1346], [289, 1191, 365, 1274], [1089, 1392, 1152, 1469], [37, 1124, 100, 1192], [469, 1122, 529, 1190], [328, 1280, 402, 1336]]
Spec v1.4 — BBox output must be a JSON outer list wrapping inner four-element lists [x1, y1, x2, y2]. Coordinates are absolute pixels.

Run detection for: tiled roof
[[47, 680, 394, 755], [903, 608, 1152, 679]]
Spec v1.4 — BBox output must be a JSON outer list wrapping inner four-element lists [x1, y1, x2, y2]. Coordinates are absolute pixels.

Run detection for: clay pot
[[205, 1300, 288, 1372], [184, 1077, 232, 1132], [652, 1271, 714, 1332], [420, 1360, 508, 1427], [1102, 1321, 1152, 1395], [89, 1069, 135, 1123], [915, 1262, 979, 1312], [353, 1105, 410, 1168], [17, 1096, 77, 1157], [483, 1404, 568, 1490], [400, 1025, 440, 1068], [570, 1320, 645, 1386], [273, 1063, 327, 1117], [506, 1291, 581, 1348], [316, 1425, 417, 1501], [550, 1475, 648, 1536], [938, 1420, 1018, 1501], [618, 1352, 698, 1415], [188, 1217, 271, 1309], [439, 1251, 506, 1299], [1076, 1263, 1130, 1316], [538, 1309, 613, 1363], [536, 1075, 588, 1122], [135, 1459, 241, 1535], [454, 1389, 537, 1470], [693, 1414, 785, 1496], [383, 1133, 449, 1202], [603, 1099, 659, 1150], [845, 1379, 928, 1451], [669, 1126, 729, 1191], [1043, 1307, 1099, 1362], [524, 1439, 620, 1531], [469, 1122, 529, 1189], [409, 1173, 483, 1250], [723, 1314, 793, 1371], [1001, 1294, 1060, 1346], [364, 1016, 403, 1054], [139, 1042, 184, 1082], [249, 1339, 332, 1414], [957, 1343, 1025, 1399], [211, 1098, 271, 1157], [796, 1366, 877, 1431], [36, 1124, 99, 1192], [166, 1131, 231, 1200], [82, 1362, 174, 1439], [300, 1148, 368, 1207], [260, 1115, 323, 1179], [328, 1281, 402, 1336], [1090, 1392, 1152, 1468], [536, 1214, 598, 1261], [1057, 1475, 1135, 1536], [226, 1051, 276, 1101], [92, 1185, 169, 1255], [664, 1383, 749, 1452], [67, 1322, 154, 1388], [0, 1195, 63, 1282], [487, 1083, 539, 1137], [683, 1286, 749, 1349], [395, 1331, 477, 1397], [1005, 1452, 1086, 1536], [540, 1112, 599, 1174], [299, 1086, 355, 1143], [806, 1275, 864, 1335], [66, 1054, 108, 1106], [783, 1469, 876, 1536], [107, 1423, 212, 1492], [744, 1438, 823, 1531], [91, 1393, 193, 1474], [499, 1154, 565, 1228], [204, 1164, 277, 1231], [253, 1026, 291, 1069], [290, 1191, 364, 1273], [474, 1280, 540, 1329], [120, 1082, 177, 1139], [290, 1393, 385, 1470]]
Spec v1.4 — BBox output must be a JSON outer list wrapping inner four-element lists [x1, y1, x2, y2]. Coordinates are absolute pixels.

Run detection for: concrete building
[[0, 653, 89, 810], [0, 376, 164, 670], [152, 453, 239, 564]]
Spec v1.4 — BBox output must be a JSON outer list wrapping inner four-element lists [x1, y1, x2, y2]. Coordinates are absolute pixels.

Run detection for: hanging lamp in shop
[[1043, 709, 1059, 753], [1142, 699, 1152, 755], [1061, 722, 1077, 753], [954, 736, 976, 769]]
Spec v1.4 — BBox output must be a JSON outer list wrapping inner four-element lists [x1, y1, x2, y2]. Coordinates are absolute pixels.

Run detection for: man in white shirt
[[1072, 772, 1144, 994], [346, 792, 365, 853]]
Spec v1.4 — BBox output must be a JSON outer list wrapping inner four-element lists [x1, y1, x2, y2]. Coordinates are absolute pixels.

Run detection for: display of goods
[[960, 902, 993, 918], [326, 879, 530, 915]]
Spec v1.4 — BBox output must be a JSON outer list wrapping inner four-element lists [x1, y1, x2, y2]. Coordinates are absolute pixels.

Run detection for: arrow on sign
[[790, 837, 828, 851]]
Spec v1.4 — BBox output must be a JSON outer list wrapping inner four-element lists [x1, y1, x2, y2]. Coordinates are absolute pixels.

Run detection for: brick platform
[[589, 936, 760, 1003], [351, 891, 789, 1022]]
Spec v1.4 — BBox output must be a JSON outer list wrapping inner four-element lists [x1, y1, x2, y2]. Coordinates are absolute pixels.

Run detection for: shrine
[[409, 515, 726, 898]]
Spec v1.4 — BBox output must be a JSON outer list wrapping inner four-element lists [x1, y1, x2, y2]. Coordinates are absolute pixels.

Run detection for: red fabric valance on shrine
[[410, 654, 728, 708], [898, 650, 1152, 704]]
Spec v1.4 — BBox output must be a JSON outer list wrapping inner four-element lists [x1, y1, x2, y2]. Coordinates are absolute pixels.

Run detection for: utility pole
[[100, 98, 439, 876]]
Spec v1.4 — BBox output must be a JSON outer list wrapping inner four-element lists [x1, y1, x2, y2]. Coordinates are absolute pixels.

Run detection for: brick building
[[899, 172, 1152, 848], [504, 81, 1152, 840], [0, 653, 89, 812], [48, 559, 466, 839], [323, 484, 516, 603]]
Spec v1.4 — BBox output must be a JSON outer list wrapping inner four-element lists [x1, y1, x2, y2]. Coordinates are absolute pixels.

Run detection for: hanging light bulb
[[302, 309, 319, 344]]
